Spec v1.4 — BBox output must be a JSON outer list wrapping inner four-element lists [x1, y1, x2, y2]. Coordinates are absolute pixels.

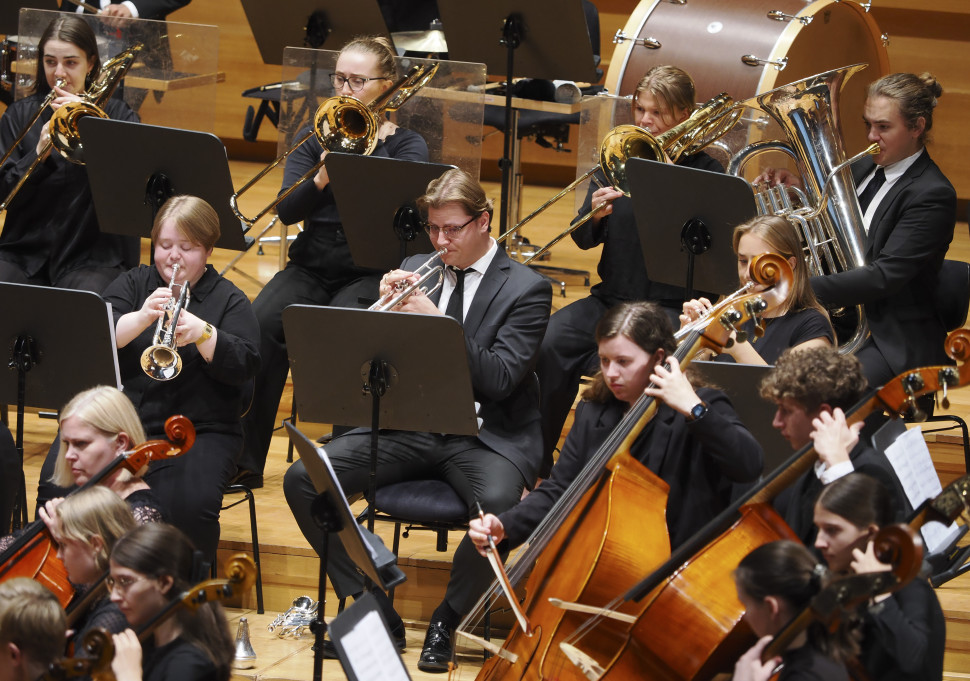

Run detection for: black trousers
[[238, 264, 379, 475], [0, 423, 19, 534], [0, 259, 125, 295], [283, 430, 525, 613]]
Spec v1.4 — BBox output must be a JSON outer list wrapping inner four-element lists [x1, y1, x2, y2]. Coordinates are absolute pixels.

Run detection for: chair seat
[[374, 479, 467, 524]]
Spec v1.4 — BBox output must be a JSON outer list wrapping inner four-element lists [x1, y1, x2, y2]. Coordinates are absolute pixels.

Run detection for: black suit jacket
[[811, 150, 955, 375], [500, 387, 764, 550], [401, 246, 552, 484], [112, 0, 190, 20]]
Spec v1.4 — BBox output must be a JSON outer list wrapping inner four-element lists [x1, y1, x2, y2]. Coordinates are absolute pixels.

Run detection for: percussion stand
[[0, 284, 121, 531], [627, 157, 756, 306], [281, 306, 478, 536]]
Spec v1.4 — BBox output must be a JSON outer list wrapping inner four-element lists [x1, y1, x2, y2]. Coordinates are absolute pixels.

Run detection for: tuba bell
[[727, 63, 875, 355]]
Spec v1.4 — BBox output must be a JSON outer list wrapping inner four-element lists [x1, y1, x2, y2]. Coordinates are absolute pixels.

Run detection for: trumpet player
[[536, 65, 725, 477], [100, 196, 259, 563], [757, 72, 956, 391], [237, 35, 430, 489], [0, 15, 138, 294], [283, 168, 551, 668]]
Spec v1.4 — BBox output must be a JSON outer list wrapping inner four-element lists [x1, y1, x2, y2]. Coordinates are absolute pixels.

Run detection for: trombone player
[[0, 14, 139, 294], [536, 65, 725, 477], [757, 72, 956, 391], [237, 35, 430, 489]]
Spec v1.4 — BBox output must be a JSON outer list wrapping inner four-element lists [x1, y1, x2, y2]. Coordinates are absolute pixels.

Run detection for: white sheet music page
[[883, 426, 962, 554], [341, 610, 410, 681]]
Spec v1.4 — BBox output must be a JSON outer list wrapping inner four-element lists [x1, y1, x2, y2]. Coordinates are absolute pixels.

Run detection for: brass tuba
[[230, 62, 439, 227], [727, 63, 874, 355], [0, 44, 143, 214]]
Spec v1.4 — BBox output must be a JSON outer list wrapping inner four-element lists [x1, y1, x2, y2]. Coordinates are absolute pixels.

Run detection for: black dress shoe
[[417, 620, 453, 673], [315, 631, 406, 659]]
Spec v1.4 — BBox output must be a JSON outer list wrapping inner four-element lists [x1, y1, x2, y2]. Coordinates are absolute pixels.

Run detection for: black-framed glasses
[[329, 73, 391, 93], [423, 214, 479, 240]]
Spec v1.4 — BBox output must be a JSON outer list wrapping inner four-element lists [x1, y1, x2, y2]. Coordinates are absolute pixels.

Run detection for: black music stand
[[286, 421, 405, 681], [627, 157, 756, 300], [328, 591, 412, 681], [282, 305, 477, 536], [0, 284, 120, 528], [326, 154, 454, 270], [436, 0, 597, 236], [78, 117, 250, 252]]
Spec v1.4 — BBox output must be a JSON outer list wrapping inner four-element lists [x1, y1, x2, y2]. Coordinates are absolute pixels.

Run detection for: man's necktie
[[857, 167, 886, 214], [445, 267, 465, 321]]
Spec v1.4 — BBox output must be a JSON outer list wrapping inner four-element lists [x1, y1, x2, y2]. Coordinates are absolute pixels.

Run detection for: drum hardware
[[767, 10, 813, 26], [741, 54, 789, 70], [882, 33, 890, 46], [613, 29, 660, 50]]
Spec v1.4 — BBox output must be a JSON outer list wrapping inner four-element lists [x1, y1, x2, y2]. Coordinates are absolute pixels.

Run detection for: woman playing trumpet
[[680, 214, 834, 365], [101, 195, 260, 562], [0, 14, 138, 293]]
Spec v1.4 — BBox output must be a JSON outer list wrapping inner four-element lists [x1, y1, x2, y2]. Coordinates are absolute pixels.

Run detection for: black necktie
[[445, 267, 465, 321], [857, 167, 886, 214]]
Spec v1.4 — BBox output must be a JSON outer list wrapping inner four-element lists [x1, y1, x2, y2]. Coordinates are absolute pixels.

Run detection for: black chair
[[923, 259, 970, 471], [221, 483, 265, 614]]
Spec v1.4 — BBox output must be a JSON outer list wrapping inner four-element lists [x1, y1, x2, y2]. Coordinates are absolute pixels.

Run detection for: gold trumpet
[[230, 62, 439, 227], [141, 264, 190, 381], [368, 249, 447, 311], [0, 44, 143, 214], [496, 93, 738, 265]]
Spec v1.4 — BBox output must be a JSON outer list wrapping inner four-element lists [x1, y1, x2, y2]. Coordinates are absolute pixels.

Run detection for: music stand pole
[[7, 336, 38, 529], [363, 360, 390, 535], [499, 15, 522, 244], [308, 491, 344, 681]]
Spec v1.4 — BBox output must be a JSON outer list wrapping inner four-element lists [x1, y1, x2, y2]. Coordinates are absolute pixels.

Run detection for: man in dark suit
[[810, 72, 956, 386], [87, 0, 190, 22], [282, 169, 551, 664]]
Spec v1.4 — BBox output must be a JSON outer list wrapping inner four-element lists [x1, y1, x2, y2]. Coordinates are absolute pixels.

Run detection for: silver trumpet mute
[[232, 617, 257, 669]]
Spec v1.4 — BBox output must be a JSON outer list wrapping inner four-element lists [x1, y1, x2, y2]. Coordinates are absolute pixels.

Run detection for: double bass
[[0, 415, 195, 607], [461, 255, 794, 681]]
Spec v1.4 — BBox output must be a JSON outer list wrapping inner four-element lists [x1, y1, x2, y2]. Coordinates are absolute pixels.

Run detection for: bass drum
[[605, 0, 888, 156]]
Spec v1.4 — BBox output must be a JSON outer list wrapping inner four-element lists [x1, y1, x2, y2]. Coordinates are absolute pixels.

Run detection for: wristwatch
[[687, 401, 709, 422], [196, 322, 214, 345]]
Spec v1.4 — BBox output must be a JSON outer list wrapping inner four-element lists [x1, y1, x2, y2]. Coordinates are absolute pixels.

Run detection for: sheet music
[[341, 610, 410, 681], [883, 426, 962, 554]]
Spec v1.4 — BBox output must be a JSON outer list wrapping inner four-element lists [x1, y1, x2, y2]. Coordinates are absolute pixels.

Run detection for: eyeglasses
[[106, 574, 147, 593], [423, 214, 479, 240], [329, 73, 391, 93]]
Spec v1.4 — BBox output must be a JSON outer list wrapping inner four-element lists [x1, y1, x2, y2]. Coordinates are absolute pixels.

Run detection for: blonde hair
[[417, 169, 493, 230], [56, 486, 136, 572], [868, 72, 942, 145], [732, 215, 829, 319], [634, 65, 696, 126], [0, 578, 67, 666], [50, 386, 146, 488], [340, 35, 397, 80], [151, 195, 221, 252]]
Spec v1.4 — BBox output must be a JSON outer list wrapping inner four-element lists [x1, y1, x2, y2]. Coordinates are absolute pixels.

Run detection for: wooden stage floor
[[10, 166, 970, 680]]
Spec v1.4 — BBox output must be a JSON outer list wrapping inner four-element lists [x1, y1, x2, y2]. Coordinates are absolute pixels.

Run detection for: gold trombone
[[141, 264, 190, 381], [0, 44, 143, 214], [230, 62, 439, 227], [496, 93, 738, 265], [0, 77, 66, 170]]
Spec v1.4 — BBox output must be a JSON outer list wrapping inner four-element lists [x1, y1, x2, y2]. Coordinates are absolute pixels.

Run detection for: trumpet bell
[[141, 344, 183, 381], [50, 100, 108, 165]]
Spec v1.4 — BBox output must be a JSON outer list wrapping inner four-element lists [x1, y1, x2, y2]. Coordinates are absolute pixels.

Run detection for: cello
[[0, 415, 195, 607], [461, 255, 793, 681], [558, 328, 970, 681]]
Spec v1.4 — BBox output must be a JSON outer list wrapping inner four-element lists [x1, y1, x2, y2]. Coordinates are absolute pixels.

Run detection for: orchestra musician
[[36, 385, 164, 524], [282, 168, 551, 668], [814, 473, 945, 681], [102, 195, 260, 562], [108, 523, 234, 681], [757, 72, 956, 388], [680, 215, 834, 364], [38, 486, 137, 650], [758, 346, 908, 545], [464, 301, 763, 673], [732, 541, 853, 681], [0, 425, 16, 535], [0, 577, 68, 681], [236, 35, 431, 489], [0, 14, 139, 293], [536, 64, 725, 475]]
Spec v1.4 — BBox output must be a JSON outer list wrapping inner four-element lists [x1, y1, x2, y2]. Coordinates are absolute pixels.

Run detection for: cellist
[[0, 577, 68, 681], [419, 302, 763, 671]]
